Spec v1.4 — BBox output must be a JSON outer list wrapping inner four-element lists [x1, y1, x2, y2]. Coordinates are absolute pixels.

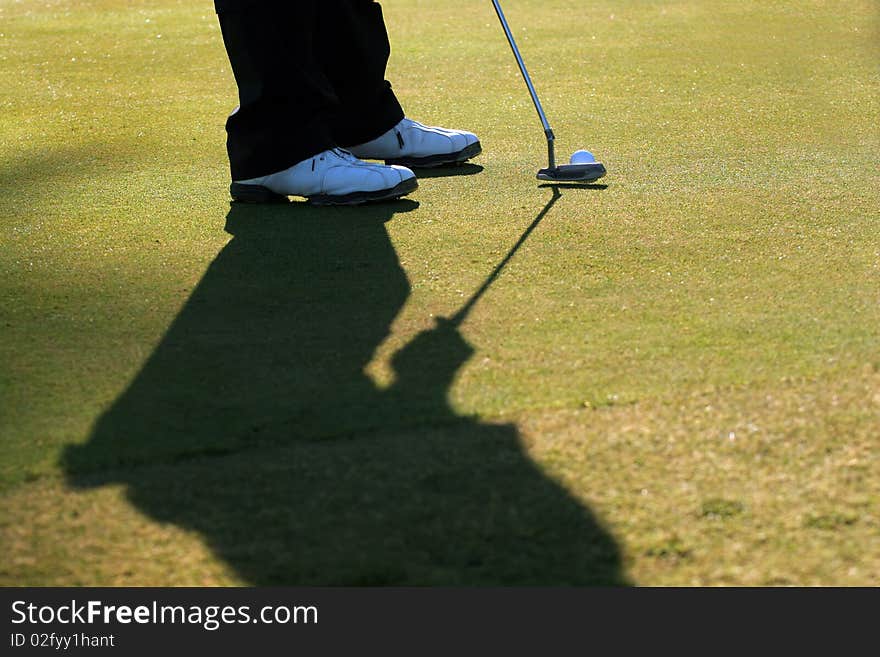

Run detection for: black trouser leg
[[317, 1, 405, 147], [217, 5, 337, 181], [216, 1, 405, 181]]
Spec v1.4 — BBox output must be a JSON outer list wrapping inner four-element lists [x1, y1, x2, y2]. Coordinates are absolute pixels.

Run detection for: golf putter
[[491, 0, 606, 183]]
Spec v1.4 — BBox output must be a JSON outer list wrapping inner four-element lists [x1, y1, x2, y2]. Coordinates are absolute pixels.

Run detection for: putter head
[[537, 162, 606, 183]]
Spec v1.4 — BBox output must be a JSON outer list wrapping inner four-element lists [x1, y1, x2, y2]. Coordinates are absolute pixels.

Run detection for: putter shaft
[[491, 0, 556, 169]]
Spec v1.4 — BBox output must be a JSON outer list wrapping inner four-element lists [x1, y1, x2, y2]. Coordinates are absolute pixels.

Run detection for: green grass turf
[[1, 0, 878, 585]]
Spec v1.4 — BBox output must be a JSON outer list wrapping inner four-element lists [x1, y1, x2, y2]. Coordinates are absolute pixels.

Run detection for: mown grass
[[1, 0, 877, 585]]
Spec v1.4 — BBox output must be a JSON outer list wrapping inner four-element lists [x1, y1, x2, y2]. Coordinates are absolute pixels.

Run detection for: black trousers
[[216, 1, 405, 181]]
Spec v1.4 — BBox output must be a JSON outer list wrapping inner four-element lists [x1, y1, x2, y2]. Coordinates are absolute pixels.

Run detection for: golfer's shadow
[[63, 195, 627, 585]]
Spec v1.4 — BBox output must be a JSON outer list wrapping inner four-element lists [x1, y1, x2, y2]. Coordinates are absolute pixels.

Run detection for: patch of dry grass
[[3, 366, 875, 586]]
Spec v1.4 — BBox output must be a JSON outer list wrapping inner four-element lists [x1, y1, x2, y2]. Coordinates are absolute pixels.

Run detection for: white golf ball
[[569, 150, 596, 164]]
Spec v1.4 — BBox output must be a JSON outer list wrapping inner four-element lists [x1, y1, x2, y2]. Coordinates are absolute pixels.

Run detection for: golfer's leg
[[216, 2, 416, 204], [217, 3, 337, 181], [322, 0, 482, 167], [316, 0, 405, 147]]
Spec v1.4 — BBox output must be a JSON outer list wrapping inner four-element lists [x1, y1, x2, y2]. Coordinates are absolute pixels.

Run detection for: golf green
[[1, 0, 877, 585]]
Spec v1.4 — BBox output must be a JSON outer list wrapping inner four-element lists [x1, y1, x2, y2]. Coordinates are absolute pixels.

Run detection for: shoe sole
[[384, 141, 482, 169], [230, 177, 418, 206]]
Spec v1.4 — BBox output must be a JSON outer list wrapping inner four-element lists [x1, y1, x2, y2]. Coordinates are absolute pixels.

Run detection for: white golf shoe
[[346, 118, 481, 168], [230, 148, 417, 205]]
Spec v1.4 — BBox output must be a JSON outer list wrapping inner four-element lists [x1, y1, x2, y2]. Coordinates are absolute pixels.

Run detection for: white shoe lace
[[311, 148, 362, 171], [331, 148, 360, 162]]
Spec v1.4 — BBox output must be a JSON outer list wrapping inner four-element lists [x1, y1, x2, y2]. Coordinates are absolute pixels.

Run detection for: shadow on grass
[[0, 142, 127, 219], [538, 182, 608, 190], [63, 190, 628, 585], [411, 163, 484, 178]]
